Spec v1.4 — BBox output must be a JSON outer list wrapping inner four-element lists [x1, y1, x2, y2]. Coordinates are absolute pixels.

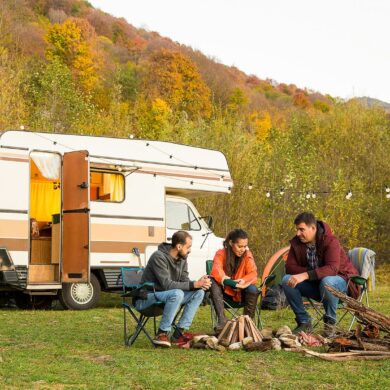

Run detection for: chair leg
[[123, 305, 127, 345], [128, 315, 156, 347], [124, 308, 157, 347]]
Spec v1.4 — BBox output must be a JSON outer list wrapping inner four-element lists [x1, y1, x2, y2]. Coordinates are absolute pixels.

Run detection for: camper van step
[[26, 290, 59, 296], [26, 284, 62, 290]]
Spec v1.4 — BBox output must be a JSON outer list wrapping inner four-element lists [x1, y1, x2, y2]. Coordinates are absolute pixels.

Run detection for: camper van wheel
[[14, 292, 53, 310], [59, 273, 101, 310]]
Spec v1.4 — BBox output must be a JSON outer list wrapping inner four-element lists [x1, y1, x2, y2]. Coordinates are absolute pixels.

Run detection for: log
[[245, 340, 274, 352], [224, 320, 237, 345], [238, 316, 245, 342], [301, 348, 390, 361], [243, 317, 253, 339], [217, 321, 232, 343], [325, 285, 390, 333], [330, 338, 390, 352], [231, 322, 239, 344], [245, 316, 261, 342]]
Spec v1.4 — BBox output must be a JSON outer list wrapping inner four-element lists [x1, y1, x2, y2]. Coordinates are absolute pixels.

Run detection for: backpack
[[261, 284, 288, 310]]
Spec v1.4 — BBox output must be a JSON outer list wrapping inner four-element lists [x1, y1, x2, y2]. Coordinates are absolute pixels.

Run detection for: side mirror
[[200, 216, 213, 229]]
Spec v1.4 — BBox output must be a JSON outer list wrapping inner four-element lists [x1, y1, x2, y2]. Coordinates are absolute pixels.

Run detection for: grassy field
[[0, 287, 389, 390]]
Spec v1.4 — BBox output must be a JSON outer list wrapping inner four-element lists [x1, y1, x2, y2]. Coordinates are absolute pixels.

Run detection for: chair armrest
[[350, 275, 367, 286]]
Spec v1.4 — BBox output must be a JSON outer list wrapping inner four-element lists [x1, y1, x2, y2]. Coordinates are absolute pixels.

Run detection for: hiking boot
[[292, 321, 313, 335], [214, 319, 227, 335], [243, 291, 259, 319], [210, 279, 228, 334], [322, 317, 337, 338], [152, 332, 171, 348]]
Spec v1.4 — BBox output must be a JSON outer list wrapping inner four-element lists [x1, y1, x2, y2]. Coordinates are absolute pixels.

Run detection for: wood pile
[[325, 285, 390, 333], [190, 316, 301, 351], [218, 315, 262, 346]]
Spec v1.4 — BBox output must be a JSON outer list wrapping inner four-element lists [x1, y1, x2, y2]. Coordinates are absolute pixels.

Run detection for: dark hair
[[223, 229, 249, 276], [294, 212, 317, 226], [172, 230, 192, 247]]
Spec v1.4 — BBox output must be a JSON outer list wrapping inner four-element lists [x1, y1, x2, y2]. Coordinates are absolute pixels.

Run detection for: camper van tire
[[59, 273, 101, 310]]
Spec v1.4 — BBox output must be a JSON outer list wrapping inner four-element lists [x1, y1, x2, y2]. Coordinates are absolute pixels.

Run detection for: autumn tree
[[141, 49, 212, 119], [45, 18, 98, 91]]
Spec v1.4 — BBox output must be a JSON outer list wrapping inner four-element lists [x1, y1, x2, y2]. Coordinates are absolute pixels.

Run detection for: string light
[[305, 192, 311, 199], [220, 175, 225, 182], [265, 190, 271, 198], [346, 190, 353, 200], [248, 183, 253, 190], [279, 187, 285, 196], [311, 192, 316, 199], [385, 185, 390, 193]]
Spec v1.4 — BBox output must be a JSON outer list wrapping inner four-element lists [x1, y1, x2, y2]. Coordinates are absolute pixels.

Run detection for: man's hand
[[287, 272, 309, 288], [194, 275, 212, 290]]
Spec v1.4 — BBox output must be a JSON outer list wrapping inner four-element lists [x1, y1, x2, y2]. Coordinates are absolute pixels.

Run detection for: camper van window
[[90, 171, 125, 202], [166, 201, 201, 231]]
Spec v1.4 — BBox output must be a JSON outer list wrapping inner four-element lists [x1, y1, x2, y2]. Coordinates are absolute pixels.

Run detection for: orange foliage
[[142, 49, 212, 119]]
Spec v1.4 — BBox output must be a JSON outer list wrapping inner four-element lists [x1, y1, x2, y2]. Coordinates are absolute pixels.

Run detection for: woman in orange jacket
[[210, 228, 259, 333]]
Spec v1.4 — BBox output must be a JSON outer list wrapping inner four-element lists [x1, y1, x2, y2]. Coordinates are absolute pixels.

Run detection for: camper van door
[[62, 150, 90, 283]]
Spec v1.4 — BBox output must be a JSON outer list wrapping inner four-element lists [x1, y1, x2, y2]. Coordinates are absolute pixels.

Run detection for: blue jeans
[[281, 274, 347, 324], [134, 289, 205, 332]]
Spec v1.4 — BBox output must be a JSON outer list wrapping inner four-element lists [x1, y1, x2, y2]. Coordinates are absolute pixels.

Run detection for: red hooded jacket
[[286, 221, 360, 298]]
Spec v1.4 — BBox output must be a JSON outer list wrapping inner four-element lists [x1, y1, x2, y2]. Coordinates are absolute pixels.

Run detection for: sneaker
[[171, 335, 191, 348], [152, 332, 171, 348], [292, 322, 313, 335]]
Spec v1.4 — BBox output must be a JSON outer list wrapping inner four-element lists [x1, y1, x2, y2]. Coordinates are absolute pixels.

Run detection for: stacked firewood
[[218, 315, 262, 346], [291, 286, 390, 361], [190, 315, 302, 351]]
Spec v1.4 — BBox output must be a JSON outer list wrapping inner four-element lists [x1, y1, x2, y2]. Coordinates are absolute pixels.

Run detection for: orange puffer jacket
[[211, 248, 258, 302]]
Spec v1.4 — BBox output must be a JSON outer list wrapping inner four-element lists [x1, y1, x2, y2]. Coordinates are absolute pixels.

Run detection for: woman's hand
[[234, 279, 250, 289]]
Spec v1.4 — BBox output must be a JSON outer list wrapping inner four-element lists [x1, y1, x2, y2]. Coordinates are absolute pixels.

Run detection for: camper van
[[0, 130, 233, 309]]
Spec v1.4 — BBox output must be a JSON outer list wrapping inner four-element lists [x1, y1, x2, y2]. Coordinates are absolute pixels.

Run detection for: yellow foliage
[[151, 98, 171, 124], [45, 19, 97, 92], [250, 111, 272, 141], [142, 49, 212, 119]]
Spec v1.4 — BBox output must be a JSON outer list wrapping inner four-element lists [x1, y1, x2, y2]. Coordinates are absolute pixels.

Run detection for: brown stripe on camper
[[0, 220, 28, 238], [91, 241, 154, 253], [91, 224, 165, 241], [0, 152, 29, 162], [0, 238, 29, 251]]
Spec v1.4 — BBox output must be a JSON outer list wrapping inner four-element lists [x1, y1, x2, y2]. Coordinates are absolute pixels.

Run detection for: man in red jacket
[[282, 212, 359, 335]]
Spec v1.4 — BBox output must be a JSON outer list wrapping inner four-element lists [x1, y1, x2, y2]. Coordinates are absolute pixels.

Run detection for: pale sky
[[89, 0, 390, 102]]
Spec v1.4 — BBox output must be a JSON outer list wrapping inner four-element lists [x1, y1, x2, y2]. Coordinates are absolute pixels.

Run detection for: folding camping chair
[[121, 266, 164, 347], [206, 260, 275, 329], [306, 247, 376, 331]]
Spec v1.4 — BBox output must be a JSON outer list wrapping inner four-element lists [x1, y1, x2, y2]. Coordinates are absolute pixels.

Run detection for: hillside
[[1, 0, 390, 264]]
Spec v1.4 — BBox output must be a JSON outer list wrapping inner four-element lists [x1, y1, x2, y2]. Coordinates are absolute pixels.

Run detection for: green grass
[[1, 287, 390, 390]]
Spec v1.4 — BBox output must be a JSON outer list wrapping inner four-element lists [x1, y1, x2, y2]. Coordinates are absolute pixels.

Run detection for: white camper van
[[0, 130, 232, 309]]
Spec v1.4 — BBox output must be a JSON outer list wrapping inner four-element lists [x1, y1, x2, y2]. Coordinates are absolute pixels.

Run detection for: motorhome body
[[0, 130, 232, 309]]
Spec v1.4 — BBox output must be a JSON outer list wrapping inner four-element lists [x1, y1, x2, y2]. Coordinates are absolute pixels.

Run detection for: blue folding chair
[[121, 267, 164, 347]]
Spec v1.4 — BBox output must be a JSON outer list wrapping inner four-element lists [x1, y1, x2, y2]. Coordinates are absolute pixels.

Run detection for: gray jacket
[[141, 243, 195, 291]]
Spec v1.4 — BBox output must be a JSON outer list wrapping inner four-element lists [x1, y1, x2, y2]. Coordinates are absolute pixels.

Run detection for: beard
[[178, 251, 189, 260]]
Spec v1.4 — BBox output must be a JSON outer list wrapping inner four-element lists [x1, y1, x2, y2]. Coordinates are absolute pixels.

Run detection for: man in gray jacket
[[135, 230, 211, 347]]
